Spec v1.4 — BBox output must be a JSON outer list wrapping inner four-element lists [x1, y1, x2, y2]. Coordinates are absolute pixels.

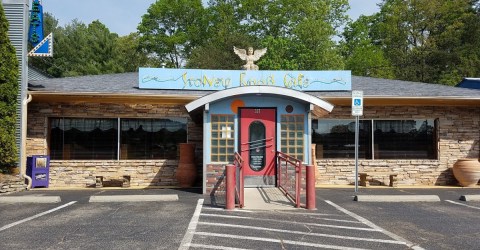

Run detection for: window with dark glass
[[120, 118, 187, 160], [373, 120, 436, 159], [312, 120, 372, 159], [249, 121, 266, 171], [50, 117, 187, 160], [312, 119, 437, 160], [50, 118, 118, 160]]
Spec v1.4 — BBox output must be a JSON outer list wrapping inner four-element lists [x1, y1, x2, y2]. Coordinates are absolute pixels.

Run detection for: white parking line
[[178, 198, 204, 250], [446, 200, 480, 210], [0, 201, 77, 232], [201, 207, 358, 223], [195, 232, 370, 250], [325, 200, 425, 250], [187, 243, 252, 250], [274, 210, 345, 217], [199, 221, 406, 245], [201, 213, 379, 231], [202, 207, 254, 213], [309, 217, 361, 223]]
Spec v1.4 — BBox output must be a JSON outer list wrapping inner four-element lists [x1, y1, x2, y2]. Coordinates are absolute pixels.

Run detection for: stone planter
[[452, 159, 480, 187], [175, 143, 197, 187]]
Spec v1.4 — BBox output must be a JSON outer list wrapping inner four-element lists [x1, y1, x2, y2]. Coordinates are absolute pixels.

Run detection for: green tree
[[114, 32, 157, 72], [138, 0, 206, 68], [38, 15, 153, 76], [187, 0, 255, 69], [31, 16, 130, 77], [188, 0, 348, 70], [52, 20, 91, 76], [341, 0, 480, 84], [237, 0, 348, 70], [341, 15, 394, 78], [85, 20, 121, 74], [374, 0, 480, 84], [0, 4, 19, 168]]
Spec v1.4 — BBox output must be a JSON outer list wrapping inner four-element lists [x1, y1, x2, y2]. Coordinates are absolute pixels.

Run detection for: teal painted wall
[[204, 95, 311, 165]]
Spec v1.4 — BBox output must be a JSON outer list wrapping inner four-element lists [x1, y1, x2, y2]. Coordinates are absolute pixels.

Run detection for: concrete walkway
[[243, 187, 297, 210]]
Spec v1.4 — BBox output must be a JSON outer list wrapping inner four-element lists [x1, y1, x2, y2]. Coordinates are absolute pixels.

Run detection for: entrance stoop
[[243, 187, 296, 210]]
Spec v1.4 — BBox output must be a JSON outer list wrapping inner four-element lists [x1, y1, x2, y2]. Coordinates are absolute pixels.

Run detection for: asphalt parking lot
[[0, 188, 202, 249], [1, 187, 479, 249]]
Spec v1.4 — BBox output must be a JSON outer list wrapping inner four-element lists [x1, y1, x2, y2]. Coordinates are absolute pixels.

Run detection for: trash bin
[[26, 155, 50, 188]]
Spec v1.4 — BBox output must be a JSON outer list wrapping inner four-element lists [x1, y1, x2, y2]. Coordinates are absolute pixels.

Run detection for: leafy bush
[[0, 4, 19, 169]]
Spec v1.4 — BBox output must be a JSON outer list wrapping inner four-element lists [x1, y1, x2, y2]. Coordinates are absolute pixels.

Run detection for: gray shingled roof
[[28, 66, 52, 81], [28, 72, 480, 98]]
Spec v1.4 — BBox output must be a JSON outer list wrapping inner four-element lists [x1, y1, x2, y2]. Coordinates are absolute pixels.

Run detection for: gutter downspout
[[21, 94, 32, 190]]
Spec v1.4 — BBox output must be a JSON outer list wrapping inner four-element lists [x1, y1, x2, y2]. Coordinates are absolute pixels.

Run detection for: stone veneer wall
[[27, 101, 479, 188], [49, 160, 178, 187], [314, 105, 480, 186], [0, 178, 27, 193], [27, 102, 203, 188]]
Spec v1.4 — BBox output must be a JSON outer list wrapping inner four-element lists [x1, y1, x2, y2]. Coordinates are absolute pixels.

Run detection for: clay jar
[[452, 159, 480, 187], [176, 143, 197, 187]]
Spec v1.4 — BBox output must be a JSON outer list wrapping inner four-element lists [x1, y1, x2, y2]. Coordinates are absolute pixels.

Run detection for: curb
[[0, 196, 61, 203], [460, 195, 480, 201], [354, 195, 441, 202], [89, 194, 179, 202]]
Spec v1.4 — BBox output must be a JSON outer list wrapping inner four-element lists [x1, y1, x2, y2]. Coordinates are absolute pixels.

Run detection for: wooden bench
[[96, 175, 131, 188], [359, 172, 398, 187]]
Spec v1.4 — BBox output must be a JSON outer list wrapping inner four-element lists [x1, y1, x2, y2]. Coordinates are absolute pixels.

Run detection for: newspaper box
[[26, 155, 50, 188]]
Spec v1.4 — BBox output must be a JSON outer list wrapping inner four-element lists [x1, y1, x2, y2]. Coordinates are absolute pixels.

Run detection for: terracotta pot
[[453, 159, 480, 187], [176, 163, 197, 188], [179, 143, 195, 163], [176, 143, 197, 187]]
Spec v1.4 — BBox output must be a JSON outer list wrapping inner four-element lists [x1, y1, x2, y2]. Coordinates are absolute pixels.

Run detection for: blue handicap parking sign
[[354, 99, 362, 106]]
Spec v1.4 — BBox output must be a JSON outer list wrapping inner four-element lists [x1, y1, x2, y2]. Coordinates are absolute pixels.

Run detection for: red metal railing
[[234, 152, 244, 208], [227, 151, 315, 210], [277, 151, 302, 208]]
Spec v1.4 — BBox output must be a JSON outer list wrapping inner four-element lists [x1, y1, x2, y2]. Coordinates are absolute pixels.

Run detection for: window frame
[[312, 118, 438, 160], [120, 118, 188, 160], [280, 114, 305, 161], [49, 117, 188, 160], [49, 117, 119, 160], [210, 114, 235, 163]]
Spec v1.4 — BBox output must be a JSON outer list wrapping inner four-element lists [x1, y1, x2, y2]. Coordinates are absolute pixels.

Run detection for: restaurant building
[[4, 0, 480, 193], [26, 69, 480, 193]]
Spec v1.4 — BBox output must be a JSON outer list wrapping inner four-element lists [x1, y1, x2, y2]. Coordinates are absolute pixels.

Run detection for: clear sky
[[42, 0, 381, 36]]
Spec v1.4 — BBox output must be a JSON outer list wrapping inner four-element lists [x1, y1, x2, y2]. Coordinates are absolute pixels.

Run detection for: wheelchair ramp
[[243, 187, 296, 210]]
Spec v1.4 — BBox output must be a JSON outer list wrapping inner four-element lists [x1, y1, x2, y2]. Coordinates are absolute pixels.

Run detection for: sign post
[[351, 91, 363, 192]]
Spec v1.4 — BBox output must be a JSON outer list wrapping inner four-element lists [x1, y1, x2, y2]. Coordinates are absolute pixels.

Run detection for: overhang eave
[[185, 86, 335, 113]]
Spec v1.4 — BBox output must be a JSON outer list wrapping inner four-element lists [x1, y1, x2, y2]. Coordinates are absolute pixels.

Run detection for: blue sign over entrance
[[139, 68, 351, 91]]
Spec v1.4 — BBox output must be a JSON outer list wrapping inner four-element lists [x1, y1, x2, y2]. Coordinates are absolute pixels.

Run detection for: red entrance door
[[239, 108, 276, 186]]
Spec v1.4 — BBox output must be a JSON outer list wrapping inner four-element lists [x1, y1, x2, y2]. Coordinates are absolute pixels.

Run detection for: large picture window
[[50, 118, 118, 160], [313, 119, 437, 160], [121, 118, 187, 160], [312, 120, 372, 159], [373, 120, 436, 159], [50, 118, 187, 160]]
